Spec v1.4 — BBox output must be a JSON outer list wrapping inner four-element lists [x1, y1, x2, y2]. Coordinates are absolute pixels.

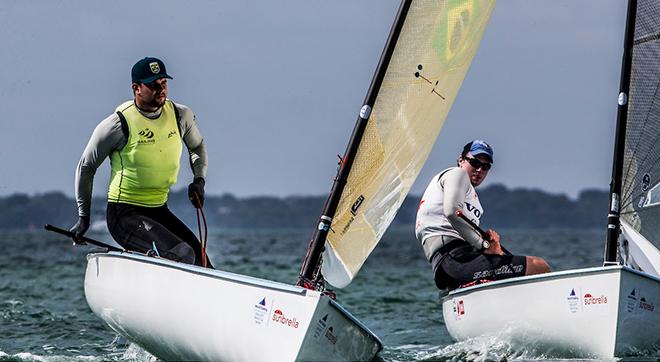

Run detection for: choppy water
[[1, 227, 658, 361]]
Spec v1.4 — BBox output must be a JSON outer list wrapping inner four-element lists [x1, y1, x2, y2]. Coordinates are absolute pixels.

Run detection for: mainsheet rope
[[192, 193, 208, 268]]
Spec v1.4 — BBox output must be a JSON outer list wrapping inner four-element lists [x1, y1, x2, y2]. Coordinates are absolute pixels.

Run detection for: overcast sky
[[0, 0, 627, 199]]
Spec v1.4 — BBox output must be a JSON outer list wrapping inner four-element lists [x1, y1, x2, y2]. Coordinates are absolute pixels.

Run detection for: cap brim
[[139, 74, 173, 84], [470, 151, 493, 162]]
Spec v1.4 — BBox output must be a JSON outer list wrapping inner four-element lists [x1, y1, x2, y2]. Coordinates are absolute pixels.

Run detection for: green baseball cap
[[131, 57, 173, 84]]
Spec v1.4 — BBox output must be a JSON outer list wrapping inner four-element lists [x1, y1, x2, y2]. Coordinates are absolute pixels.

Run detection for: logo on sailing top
[[351, 195, 365, 216], [253, 297, 269, 325], [272, 309, 299, 328], [417, 199, 425, 211], [139, 128, 154, 138], [138, 128, 155, 144], [167, 130, 177, 138], [567, 288, 580, 313], [465, 202, 481, 219]]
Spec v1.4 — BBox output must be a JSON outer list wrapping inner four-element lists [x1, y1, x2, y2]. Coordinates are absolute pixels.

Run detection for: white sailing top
[[415, 167, 485, 260]]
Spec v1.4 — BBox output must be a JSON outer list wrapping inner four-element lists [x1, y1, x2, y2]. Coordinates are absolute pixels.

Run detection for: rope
[[193, 193, 208, 268]]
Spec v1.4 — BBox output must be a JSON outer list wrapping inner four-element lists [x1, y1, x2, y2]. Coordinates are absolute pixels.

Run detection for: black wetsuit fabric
[[106, 202, 212, 268], [431, 241, 526, 290]]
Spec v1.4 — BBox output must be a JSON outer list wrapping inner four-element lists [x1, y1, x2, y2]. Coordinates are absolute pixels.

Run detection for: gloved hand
[[188, 177, 205, 208], [70, 215, 90, 245]]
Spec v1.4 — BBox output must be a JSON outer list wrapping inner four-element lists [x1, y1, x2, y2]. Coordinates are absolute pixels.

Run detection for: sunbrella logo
[[324, 326, 337, 345], [583, 293, 607, 305], [639, 297, 655, 312], [272, 309, 299, 328]]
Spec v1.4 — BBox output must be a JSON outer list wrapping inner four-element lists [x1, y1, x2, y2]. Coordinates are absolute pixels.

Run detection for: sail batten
[[321, 0, 496, 288]]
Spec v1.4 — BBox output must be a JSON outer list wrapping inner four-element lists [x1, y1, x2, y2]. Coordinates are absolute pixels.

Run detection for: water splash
[[0, 350, 98, 362], [120, 344, 157, 362]]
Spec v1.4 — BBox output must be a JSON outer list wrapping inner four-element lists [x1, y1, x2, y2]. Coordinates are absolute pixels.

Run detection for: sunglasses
[[142, 80, 167, 91], [464, 156, 492, 170]]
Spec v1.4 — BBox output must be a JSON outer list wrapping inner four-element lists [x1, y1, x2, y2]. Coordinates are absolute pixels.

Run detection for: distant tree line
[[0, 184, 608, 231]]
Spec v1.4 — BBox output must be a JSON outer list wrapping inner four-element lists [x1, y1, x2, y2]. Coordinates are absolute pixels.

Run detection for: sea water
[[1, 227, 658, 361]]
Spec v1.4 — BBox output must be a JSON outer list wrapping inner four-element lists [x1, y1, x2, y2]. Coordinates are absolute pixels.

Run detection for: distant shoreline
[[0, 184, 608, 231]]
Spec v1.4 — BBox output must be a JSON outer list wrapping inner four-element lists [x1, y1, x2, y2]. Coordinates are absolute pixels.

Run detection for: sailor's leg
[[149, 204, 214, 268], [436, 248, 483, 288], [106, 202, 195, 264], [440, 248, 531, 287], [486, 254, 528, 280], [524, 256, 551, 275]]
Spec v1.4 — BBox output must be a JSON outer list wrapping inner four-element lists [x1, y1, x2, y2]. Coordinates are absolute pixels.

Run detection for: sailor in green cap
[[70, 56, 212, 267]]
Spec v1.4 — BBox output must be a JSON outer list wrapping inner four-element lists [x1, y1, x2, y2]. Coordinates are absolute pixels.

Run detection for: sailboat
[[75, 1, 497, 361], [442, 0, 660, 357]]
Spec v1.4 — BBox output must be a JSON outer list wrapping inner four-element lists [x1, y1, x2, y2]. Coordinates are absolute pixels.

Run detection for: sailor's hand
[[485, 229, 500, 243], [484, 229, 504, 255], [188, 177, 205, 208], [70, 216, 90, 245], [484, 240, 504, 255]]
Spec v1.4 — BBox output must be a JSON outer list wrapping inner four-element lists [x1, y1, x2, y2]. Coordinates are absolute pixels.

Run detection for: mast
[[605, 0, 637, 265], [298, 0, 413, 287]]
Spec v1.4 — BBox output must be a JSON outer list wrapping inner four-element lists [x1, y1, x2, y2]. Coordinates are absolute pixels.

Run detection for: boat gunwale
[[86, 251, 308, 296], [442, 265, 660, 300]]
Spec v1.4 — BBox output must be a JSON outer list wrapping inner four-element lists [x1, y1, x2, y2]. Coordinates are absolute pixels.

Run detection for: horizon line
[[0, 183, 609, 201]]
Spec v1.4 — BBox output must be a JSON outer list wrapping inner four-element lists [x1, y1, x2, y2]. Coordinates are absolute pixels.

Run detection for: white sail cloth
[[321, 0, 496, 288]]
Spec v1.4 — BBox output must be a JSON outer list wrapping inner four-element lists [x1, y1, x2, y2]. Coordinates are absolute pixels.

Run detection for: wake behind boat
[[442, 0, 660, 357], [68, 0, 497, 361]]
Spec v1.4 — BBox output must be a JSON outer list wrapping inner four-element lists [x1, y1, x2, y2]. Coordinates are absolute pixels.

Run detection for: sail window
[[643, 182, 660, 207]]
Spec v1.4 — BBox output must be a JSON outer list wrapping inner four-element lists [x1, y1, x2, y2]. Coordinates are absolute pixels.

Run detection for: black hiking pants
[[431, 239, 526, 290], [106, 202, 212, 268]]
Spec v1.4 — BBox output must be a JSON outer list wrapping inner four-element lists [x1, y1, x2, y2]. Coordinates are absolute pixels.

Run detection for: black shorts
[[431, 244, 526, 290], [106, 202, 212, 267]]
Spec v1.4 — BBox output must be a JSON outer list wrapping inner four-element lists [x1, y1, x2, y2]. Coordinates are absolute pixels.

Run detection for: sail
[[618, 0, 660, 274], [620, 221, 660, 277], [321, 0, 496, 288]]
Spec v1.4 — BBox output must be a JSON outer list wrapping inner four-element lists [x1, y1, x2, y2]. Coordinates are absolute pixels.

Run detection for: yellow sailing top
[[108, 100, 182, 207]]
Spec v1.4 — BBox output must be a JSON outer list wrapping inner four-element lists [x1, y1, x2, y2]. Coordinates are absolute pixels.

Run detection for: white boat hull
[[84, 252, 381, 362], [442, 266, 660, 357]]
